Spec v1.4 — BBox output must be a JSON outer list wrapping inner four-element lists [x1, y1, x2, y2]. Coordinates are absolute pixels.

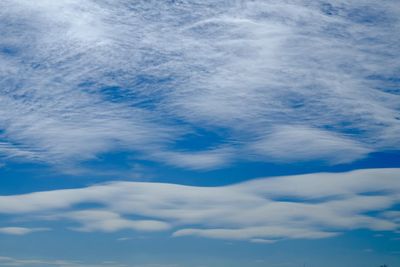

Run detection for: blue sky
[[0, 0, 400, 266]]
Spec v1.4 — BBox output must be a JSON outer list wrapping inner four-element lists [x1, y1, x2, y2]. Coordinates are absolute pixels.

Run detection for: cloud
[[0, 227, 50, 235], [116, 237, 131, 241], [250, 238, 277, 244], [0, 255, 180, 267], [172, 226, 339, 241], [0, 0, 399, 169], [60, 210, 170, 232], [150, 147, 235, 170], [0, 255, 128, 267], [0, 168, 399, 242], [247, 125, 371, 163]]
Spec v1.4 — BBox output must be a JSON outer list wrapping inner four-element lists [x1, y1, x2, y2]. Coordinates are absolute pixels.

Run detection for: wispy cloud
[[0, 168, 399, 242], [0, 255, 181, 267], [0, 226, 50, 235], [0, 255, 128, 267], [0, 0, 399, 169], [246, 125, 371, 163]]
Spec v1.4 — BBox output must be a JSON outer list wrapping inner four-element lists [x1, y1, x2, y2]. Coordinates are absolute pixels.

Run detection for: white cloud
[[250, 238, 276, 244], [0, 227, 50, 235], [150, 147, 235, 170], [172, 226, 339, 241], [0, 255, 128, 267], [0, 255, 181, 267], [62, 210, 170, 233], [0, 168, 399, 242], [247, 125, 371, 163], [0, 0, 399, 169], [116, 237, 131, 241]]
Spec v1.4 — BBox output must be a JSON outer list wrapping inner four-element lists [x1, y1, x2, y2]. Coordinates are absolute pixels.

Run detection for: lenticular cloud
[[0, 168, 399, 242]]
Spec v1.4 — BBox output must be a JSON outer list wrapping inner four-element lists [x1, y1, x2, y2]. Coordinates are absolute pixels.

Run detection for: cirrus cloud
[[0, 0, 399, 169]]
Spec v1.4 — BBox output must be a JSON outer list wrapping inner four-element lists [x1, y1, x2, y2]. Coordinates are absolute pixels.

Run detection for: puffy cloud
[[0, 0, 399, 169], [0, 168, 399, 241]]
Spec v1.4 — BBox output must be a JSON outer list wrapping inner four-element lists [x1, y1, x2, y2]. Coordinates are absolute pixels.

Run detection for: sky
[[0, 0, 399, 266]]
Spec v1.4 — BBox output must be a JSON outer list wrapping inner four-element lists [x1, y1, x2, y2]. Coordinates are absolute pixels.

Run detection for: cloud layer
[[0, 168, 399, 242], [0, 0, 399, 169]]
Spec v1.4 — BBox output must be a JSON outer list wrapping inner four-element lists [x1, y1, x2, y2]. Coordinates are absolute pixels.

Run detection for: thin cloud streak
[[0, 227, 50, 235], [0, 255, 128, 267]]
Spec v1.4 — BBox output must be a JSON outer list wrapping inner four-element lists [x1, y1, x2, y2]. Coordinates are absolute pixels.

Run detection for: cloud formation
[[0, 255, 180, 267], [0, 227, 50, 235], [0, 0, 399, 169], [0, 168, 399, 242], [0, 255, 128, 267]]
